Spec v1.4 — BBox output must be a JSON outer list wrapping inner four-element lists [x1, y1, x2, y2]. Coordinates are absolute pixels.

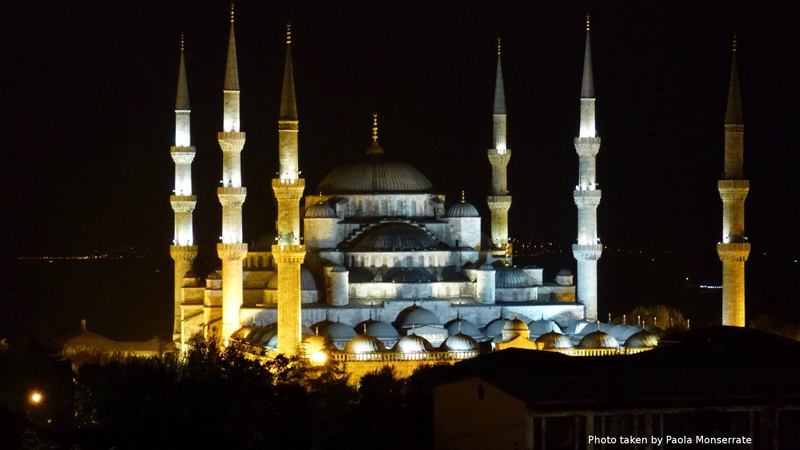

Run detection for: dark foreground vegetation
[[0, 339, 446, 450]]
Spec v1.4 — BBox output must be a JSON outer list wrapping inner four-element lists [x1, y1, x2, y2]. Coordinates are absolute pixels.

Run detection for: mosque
[[167, 11, 745, 370]]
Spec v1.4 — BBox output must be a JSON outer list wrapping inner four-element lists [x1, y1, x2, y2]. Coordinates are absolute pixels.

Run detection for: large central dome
[[317, 154, 433, 194]]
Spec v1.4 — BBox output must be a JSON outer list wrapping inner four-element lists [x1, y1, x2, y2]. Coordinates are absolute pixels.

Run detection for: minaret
[[487, 38, 512, 258], [572, 15, 603, 322], [717, 34, 749, 327], [170, 34, 198, 344], [217, 5, 248, 342], [272, 23, 306, 355]]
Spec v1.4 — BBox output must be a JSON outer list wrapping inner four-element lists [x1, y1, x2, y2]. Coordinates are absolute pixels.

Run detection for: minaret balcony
[[718, 179, 749, 202], [487, 196, 512, 211], [217, 132, 246, 152], [170, 195, 197, 211], [572, 244, 603, 261], [170, 146, 196, 162], [272, 244, 307, 263], [573, 189, 601, 207], [717, 243, 750, 262], [272, 178, 305, 200], [217, 243, 248, 261], [574, 137, 601, 156], [487, 149, 511, 165]]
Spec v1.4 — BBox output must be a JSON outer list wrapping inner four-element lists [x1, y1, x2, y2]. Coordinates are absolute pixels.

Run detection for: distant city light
[[30, 391, 42, 404]]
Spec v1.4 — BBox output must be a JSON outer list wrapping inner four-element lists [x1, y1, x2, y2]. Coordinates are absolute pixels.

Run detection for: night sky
[[2, 0, 798, 260]]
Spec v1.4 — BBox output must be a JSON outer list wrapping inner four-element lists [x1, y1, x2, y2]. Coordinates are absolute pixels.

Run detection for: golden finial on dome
[[372, 113, 378, 140], [180, 33, 184, 52], [287, 22, 292, 44], [732, 32, 737, 52], [461, 190, 465, 203], [586, 13, 590, 31], [230, 2, 235, 23], [497, 37, 501, 56]]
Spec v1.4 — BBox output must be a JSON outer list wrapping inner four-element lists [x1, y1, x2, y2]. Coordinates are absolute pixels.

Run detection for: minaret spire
[[717, 33, 749, 327], [366, 113, 384, 154], [216, 5, 248, 343], [170, 34, 198, 346], [487, 37, 512, 260], [273, 23, 307, 355], [572, 16, 603, 321]]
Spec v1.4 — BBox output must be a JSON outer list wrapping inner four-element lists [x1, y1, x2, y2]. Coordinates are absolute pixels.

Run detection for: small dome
[[399, 306, 442, 329], [484, 318, 509, 338], [393, 334, 433, 353], [579, 321, 615, 335], [302, 334, 330, 354], [624, 330, 660, 348], [477, 263, 495, 271], [345, 334, 387, 353], [578, 331, 619, 349], [365, 321, 400, 339], [207, 271, 222, 280], [503, 318, 529, 332], [556, 268, 572, 276], [350, 223, 437, 251], [183, 270, 199, 278], [321, 322, 357, 341], [562, 319, 592, 335], [386, 267, 436, 283], [445, 319, 483, 339], [331, 264, 348, 273], [267, 267, 317, 290], [441, 333, 480, 351], [447, 202, 480, 218], [495, 266, 534, 288], [609, 324, 643, 342], [305, 202, 338, 218], [529, 319, 562, 336], [645, 326, 664, 337], [535, 331, 574, 349]]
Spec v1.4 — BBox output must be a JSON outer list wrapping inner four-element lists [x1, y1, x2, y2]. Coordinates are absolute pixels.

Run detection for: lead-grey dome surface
[[484, 318, 509, 338], [535, 331, 574, 349], [624, 330, 660, 348], [365, 321, 400, 339], [345, 334, 387, 353], [393, 334, 433, 353], [495, 266, 534, 288], [386, 267, 436, 283], [578, 330, 619, 349], [317, 154, 434, 194], [321, 322, 357, 341], [349, 223, 437, 251], [398, 305, 442, 329], [305, 202, 338, 218], [445, 319, 483, 339], [447, 202, 480, 218], [441, 333, 480, 351], [529, 319, 562, 336]]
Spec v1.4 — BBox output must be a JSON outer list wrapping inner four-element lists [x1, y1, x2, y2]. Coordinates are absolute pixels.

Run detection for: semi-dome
[[535, 331, 574, 349], [393, 334, 433, 353], [365, 321, 400, 339], [562, 319, 592, 335], [345, 334, 387, 353], [445, 319, 483, 339], [386, 267, 436, 283], [321, 322, 357, 341], [441, 333, 480, 351], [399, 305, 442, 329], [318, 154, 433, 194], [624, 330, 660, 348], [484, 318, 509, 338], [350, 223, 437, 251], [495, 266, 534, 288], [305, 202, 338, 218], [578, 331, 619, 349], [609, 324, 643, 342], [529, 319, 562, 336], [447, 202, 480, 218], [267, 267, 317, 290]]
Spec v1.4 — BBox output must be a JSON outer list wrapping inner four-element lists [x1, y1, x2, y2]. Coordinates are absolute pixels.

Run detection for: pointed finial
[[732, 32, 737, 52], [287, 22, 292, 44], [461, 190, 465, 203], [181, 33, 185, 52], [586, 13, 590, 31], [230, 2, 235, 23], [596, 320, 600, 331], [372, 113, 378, 140], [315, 326, 319, 336], [497, 37, 501, 56]]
